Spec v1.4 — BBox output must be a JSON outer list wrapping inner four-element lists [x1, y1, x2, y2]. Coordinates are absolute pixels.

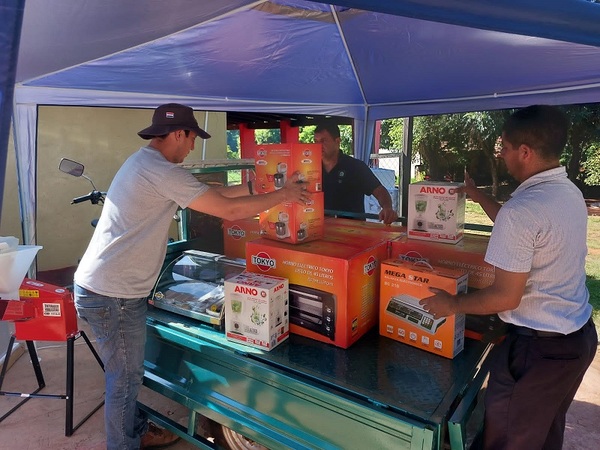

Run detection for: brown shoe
[[140, 422, 181, 449]]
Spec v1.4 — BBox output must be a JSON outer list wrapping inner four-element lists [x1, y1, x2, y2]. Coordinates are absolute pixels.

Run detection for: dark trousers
[[483, 318, 598, 450]]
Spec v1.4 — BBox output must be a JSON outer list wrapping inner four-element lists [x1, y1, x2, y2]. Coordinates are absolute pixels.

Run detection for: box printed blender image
[[407, 181, 465, 243], [253, 143, 322, 194], [379, 258, 468, 358], [224, 271, 289, 351], [259, 192, 324, 244]]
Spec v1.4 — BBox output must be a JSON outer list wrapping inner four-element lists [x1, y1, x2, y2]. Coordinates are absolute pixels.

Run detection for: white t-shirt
[[485, 166, 591, 333], [74, 146, 210, 298]]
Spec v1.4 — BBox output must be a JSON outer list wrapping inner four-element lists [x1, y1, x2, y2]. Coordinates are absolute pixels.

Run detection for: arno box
[[254, 143, 322, 194], [390, 233, 494, 289], [222, 216, 261, 260], [407, 181, 465, 243], [246, 235, 388, 349], [259, 192, 324, 244], [379, 259, 468, 358], [224, 271, 289, 351]]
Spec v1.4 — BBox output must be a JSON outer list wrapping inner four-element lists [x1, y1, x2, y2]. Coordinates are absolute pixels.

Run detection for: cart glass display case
[[150, 250, 245, 328]]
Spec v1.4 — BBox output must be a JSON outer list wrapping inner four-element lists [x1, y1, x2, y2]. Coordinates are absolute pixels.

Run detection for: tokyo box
[[224, 271, 289, 351], [254, 143, 322, 194], [390, 232, 494, 290], [407, 181, 465, 243], [379, 259, 468, 358], [223, 216, 261, 260], [245, 236, 388, 349], [259, 192, 324, 244]]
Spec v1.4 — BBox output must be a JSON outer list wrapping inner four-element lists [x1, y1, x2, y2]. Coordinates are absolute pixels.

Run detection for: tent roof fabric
[[15, 0, 600, 121]]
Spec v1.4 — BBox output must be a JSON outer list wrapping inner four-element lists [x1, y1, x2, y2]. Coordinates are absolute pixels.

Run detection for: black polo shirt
[[322, 151, 382, 215]]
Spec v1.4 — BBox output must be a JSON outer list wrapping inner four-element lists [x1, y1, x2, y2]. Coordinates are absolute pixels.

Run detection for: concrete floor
[[0, 319, 598, 450]]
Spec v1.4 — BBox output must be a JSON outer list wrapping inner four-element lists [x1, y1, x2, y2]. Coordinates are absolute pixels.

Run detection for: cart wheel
[[210, 422, 269, 450]]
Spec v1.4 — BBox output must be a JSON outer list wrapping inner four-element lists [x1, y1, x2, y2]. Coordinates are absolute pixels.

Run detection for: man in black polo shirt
[[314, 123, 398, 224]]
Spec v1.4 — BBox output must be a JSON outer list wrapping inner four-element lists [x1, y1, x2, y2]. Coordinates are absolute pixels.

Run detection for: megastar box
[[390, 233, 494, 289], [246, 235, 388, 348], [254, 143, 322, 194], [224, 271, 289, 351], [259, 192, 324, 244], [407, 181, 465, 243], [222, 216, 261, 260], [380, 259, 468, 358]]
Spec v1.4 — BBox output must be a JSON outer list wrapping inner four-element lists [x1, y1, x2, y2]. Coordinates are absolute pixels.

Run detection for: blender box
[[379, 259, 468, 358], [259, 192, 324, 244], [254, 143, 322, 194], [222, 216, 261, 259], [390, 233, 494, 289], [407, 181, 465, 243], [246, 236, 389, 349], [224, 271, 289, 351]]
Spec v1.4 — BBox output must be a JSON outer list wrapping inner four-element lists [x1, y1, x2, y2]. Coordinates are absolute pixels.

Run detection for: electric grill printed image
[[289, 284, 336, 340], [385, 294, 446, 334]]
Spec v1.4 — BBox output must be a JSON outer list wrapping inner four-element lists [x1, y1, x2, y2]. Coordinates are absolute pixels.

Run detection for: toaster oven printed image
[[385, 294, 446, 334], [289, 284, 336, 340]]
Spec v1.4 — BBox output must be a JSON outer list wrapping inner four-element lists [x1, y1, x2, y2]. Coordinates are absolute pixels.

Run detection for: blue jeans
[[74, 284, 148, 450]]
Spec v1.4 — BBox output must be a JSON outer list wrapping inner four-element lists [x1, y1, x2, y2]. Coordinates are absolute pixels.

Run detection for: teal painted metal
[[144, 309, 492, 449]]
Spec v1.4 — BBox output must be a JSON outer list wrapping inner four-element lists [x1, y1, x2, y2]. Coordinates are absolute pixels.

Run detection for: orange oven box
[[254, 143, 322, 194], [390, 232, 494, 289], [379, 259, 468, 359], [259, 192, 324, 244], [324, 217, 406, 243], [246, 235, 389, 348], [222, 216, 261, 260]]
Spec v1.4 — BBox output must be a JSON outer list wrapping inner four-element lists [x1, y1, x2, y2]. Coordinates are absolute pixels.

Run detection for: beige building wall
[[2, 105, 227, 272]]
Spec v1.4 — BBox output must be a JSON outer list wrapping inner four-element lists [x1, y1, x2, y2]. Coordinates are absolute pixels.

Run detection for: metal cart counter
[[143, 307, 493, 449]]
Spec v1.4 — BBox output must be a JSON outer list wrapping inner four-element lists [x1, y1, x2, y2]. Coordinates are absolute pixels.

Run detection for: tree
[[462, 110, 509, 197], [563, 104, 600, 187], [379, 118, 404, 150]]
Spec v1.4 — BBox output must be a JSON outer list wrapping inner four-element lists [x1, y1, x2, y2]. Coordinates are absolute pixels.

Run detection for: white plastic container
[[0, 245, 43, 299]]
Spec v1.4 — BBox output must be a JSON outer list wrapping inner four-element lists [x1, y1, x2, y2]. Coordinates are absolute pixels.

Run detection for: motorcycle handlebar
[[71, 190, 106, 205]]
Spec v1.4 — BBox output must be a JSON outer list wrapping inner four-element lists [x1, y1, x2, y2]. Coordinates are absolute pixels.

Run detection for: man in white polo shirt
[[421, 105, 597, 450]]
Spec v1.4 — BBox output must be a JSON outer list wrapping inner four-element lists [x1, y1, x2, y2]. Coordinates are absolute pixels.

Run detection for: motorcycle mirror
[[59, 158, 85, 177]]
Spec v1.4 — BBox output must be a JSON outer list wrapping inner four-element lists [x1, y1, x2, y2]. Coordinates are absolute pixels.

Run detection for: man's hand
[[379, 207, 399, 225], [456, 171, 480, 200], [419, 287, 458, 318], [281, 171, 311, 205]]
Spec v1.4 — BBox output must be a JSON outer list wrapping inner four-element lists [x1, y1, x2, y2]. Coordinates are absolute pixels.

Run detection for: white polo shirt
[[485, 166, 591, 333]]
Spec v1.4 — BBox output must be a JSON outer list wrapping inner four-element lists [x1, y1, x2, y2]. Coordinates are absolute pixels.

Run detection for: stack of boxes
[[254, 143, 324, 244], [222, 172, 494, 357]]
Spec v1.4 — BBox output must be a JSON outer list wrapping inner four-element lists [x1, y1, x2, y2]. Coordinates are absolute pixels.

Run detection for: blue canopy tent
[[4, 0, 600, 244]]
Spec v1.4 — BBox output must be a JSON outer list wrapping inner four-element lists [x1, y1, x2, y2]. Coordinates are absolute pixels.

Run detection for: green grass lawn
[[465, 202, 600, 323]]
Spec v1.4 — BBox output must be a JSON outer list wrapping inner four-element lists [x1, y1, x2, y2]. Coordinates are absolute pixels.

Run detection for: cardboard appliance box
[[390, 233, 494, 289], [222, 216, 261, 260], [224, 271, 289, 351], [246, 236, 388, 348], [379, 259, 468, 358], [324, 217, 406, 246], [259, 192, 324, 244], [254, 143, 322, 194], [407, 181, 465, 243]]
